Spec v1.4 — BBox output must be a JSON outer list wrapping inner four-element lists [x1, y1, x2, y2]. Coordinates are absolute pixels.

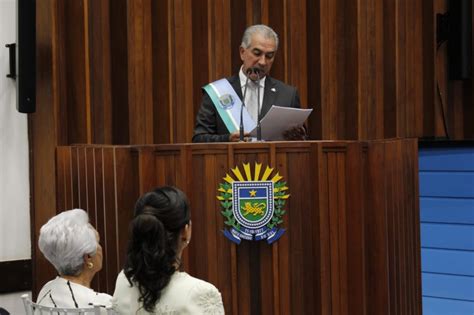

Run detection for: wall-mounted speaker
[[448, 0, 472, 80], [16, 0, 36, 113]]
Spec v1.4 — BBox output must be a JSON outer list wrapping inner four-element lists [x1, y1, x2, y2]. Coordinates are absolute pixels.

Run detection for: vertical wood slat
[[83, 1, 92, 144], [113, 147, 140, 275], [285, 0, 307, 107], [318, 143, 331, 313], [108, 0, 130, 144], [88, 0, 112, 144], [326, 150, 341, 313], [92, 147, 107, 292], [345, 143, 366, 314], [319, 0, 340, 140], [306, 0, 322, 140], [171, 0, 194, 143], [101, 147, 118, 292], [383, 0, 397, 139], [127, 0, 154, 144], [365, 141, 390, 315], [342, 0, 359, 140], [62, 1, 89, 144], [136, 147, 156, 194], [357, 0, 385, 140]]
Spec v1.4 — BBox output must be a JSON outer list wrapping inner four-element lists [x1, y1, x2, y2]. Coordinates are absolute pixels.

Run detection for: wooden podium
[[55, 139, 421, 314]]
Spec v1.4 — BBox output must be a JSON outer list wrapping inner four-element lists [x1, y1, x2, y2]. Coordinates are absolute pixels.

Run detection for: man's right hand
[[229, 131, 251, 142], [282, 125, 308, 141]]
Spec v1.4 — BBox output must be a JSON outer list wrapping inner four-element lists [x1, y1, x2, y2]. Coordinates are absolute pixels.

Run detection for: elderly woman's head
[[38, 209, 103, 277]]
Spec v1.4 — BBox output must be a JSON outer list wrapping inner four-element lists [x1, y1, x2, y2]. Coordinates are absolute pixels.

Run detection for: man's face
[[240, 33, 277, 81]]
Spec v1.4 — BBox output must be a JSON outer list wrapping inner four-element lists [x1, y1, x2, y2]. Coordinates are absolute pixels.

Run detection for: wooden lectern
[[55, 139, 421, 314]]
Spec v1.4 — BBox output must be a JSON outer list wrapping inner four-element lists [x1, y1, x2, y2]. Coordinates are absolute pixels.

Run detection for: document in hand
[[250, 105, 313, 140]]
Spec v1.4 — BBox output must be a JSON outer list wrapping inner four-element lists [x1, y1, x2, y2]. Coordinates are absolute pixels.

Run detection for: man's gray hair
[[38, 209, 97, 276], [241, 24, 279, 50]]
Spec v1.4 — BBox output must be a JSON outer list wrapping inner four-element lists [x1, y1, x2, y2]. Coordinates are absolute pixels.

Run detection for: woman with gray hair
[[36, 209, 111, 310]]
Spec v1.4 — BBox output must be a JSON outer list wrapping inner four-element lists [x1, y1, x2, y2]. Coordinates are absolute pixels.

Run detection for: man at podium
[[192, 24, 306, 143]]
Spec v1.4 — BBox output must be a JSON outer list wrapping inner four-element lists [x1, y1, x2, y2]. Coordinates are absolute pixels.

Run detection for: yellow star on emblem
[[249, 189, 257, 197]]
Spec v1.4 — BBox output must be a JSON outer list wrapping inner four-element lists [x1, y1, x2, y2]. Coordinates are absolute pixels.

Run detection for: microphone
[[252, 67, 262, 75], [255, 70, 262, 141], [239, 68, 253, 141]]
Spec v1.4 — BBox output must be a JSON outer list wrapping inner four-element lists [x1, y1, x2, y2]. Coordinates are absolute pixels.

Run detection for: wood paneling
[[52, 140, 420, 314], [31, 0, 470, 302], [33, 0, 473, 146], [127, 0, 154, 144]]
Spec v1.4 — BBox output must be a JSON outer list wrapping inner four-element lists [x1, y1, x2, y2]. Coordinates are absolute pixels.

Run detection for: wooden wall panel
[[32, 0, 472, 298], [127, 0, 154, 144], [33, 0, 473, 147], [88, 0, 113, 144], [62, 1, 89, 144], [109, 0, 129, 144], [53, 140, 420, 314], [32, 0, 61, 297]]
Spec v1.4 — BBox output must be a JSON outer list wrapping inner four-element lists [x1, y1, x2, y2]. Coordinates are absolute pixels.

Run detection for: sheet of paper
[[250, 105, 313, 140]]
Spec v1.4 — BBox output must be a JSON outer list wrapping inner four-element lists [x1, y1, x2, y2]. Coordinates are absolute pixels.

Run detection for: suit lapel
[[261, 76, 277, 118]]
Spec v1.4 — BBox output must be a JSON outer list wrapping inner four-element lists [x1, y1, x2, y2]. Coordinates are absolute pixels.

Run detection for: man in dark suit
[[192, 24, 305, 143]]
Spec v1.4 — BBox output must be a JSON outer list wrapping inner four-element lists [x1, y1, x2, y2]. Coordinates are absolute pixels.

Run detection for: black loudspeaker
[[448, 0, 472, 80], [16, 0, 36, 113]]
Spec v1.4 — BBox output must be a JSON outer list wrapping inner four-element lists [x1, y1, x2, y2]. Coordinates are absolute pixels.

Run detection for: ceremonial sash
[[203, 79, 256, 133]]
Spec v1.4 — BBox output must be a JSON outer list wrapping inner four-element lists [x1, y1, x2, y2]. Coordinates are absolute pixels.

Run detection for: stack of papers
[[250, 106, 313, 140]]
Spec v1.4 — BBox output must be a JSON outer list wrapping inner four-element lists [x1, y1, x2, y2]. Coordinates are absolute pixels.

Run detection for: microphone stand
[[240, 70, 251, 142], [256, 71, 262, 141]]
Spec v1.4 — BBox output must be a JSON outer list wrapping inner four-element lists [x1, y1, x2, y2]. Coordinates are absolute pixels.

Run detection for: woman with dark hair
[[112, 186, 224, 314]]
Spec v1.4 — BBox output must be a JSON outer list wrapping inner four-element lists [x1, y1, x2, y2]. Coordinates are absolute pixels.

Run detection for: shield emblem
[[233, 181, 274, 229], [219, 162, 289, 244], [219, 94, 234, 109]]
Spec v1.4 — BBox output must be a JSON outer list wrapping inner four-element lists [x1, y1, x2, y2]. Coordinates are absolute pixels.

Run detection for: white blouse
[[37, 276, 112, 311], [112, 270, 225, 314]]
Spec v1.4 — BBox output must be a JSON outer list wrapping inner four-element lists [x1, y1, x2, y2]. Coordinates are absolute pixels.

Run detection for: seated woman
[[112, 186, 225, 314], [37, 209, 111, 310]]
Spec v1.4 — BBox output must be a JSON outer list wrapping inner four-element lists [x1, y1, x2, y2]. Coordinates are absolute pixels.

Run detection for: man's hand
[[229, 131, 251, 142], [282, 125, 307, 141]]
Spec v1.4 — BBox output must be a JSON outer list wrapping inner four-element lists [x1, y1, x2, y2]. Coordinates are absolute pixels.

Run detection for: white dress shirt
[[239, 67, 265, 123]]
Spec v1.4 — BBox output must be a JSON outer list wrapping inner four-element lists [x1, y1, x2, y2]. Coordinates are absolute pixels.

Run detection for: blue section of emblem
[[223, 229, 241, 244], [239, 188, 267, 198]]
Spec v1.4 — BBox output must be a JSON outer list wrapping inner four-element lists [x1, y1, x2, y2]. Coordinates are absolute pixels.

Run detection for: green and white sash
[[203, 79, 256, 133]]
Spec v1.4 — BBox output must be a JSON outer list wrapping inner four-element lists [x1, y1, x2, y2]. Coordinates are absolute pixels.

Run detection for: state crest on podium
[[217, 162, 289, 244]]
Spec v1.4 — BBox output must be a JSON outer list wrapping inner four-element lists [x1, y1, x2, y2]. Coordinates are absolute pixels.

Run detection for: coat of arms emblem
[[217, 162, 289, 244], [218, 94, 234, 109]]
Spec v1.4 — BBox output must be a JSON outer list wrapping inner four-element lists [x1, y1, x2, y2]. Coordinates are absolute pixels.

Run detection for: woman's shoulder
[[166, 272, 224, 314], [113, 270, 134, 293], [37, 276, 111, 308], [91, 291, 113, 307], [172, 272, 218, 291]]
